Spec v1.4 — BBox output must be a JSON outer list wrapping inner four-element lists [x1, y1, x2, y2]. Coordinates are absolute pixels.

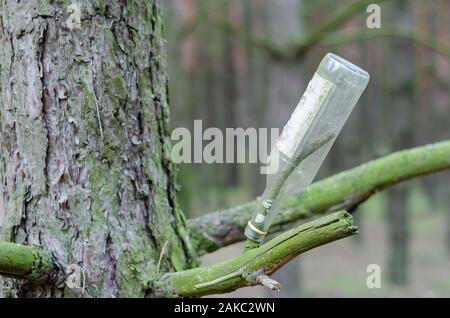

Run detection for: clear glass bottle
[[245, 53, 370, 244]]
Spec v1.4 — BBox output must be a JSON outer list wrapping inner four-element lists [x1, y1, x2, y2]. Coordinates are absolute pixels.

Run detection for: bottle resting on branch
[[245, 53, 370, 245]]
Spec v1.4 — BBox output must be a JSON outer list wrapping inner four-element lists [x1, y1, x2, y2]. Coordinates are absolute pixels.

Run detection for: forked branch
[[155, 211, 356, 297]]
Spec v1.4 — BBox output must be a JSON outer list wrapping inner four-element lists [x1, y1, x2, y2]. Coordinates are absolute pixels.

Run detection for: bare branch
[[176, 0, 379, 58], [324, 28, 450, 58], [281, 0, 384, 58], [204, 1, 450, 60], [214, 0, 388, 59]]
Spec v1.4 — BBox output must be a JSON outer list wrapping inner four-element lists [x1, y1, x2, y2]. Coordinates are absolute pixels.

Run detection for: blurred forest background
[[162, 0, 450, 297]]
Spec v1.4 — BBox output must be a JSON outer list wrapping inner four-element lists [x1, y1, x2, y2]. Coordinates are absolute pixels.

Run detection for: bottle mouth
[[318, 52, 370, 87], [328, 53, 369, 79]]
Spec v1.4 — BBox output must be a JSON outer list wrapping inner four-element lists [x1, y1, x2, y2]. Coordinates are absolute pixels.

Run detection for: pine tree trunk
[[0, 0, 195, 297]]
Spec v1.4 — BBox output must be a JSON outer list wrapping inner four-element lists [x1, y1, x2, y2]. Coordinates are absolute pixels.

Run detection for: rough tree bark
[[0, 0, 196, 297]]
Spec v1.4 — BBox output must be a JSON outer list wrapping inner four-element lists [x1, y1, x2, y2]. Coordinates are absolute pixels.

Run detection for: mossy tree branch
[[0, 241, 65, 286], [189, 140, 450, 255], [3, 140, 450, 293], [155, 211, 356, 297]]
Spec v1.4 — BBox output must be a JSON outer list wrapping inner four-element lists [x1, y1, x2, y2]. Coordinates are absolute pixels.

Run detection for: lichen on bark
[[0, 0, 196, 297]]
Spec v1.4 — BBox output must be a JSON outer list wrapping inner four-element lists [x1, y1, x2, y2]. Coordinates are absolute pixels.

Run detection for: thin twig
[[92, 68, 104, 140], [156, 241, 169, 275], [194, 268, 245, 290], [93, 91, 104, 140]]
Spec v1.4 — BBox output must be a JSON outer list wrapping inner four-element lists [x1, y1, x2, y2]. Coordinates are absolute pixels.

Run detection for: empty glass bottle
[[244, 53, 370, 245]]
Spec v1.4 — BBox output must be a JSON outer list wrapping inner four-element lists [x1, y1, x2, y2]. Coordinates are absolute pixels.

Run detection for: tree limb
[[251, 25, 450, 60], [211, 1, 450, 61], [155, 211, 356, 297], [189, 140, 450, 255], [281, 0, 386, 58], [213, 0, 387, 59], [0, 241, 65, 286], [323, 28, 450, 58]]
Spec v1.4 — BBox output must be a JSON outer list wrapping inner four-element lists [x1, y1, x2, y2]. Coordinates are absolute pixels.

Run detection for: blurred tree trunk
[[263, 0, 305, 298], [245, 0, 269, 197], [414, 0, 439, 210], [334, 15, 368, 245], [434, 0, 450, 254], [430, 0, 450, 254], [385, 0, 415, 285], [224, 0, 244, 187], [414, 0, 450, 252], [387, 186, 409, 284], [165, 0, 200, 213], [0, 0, 195, 297]]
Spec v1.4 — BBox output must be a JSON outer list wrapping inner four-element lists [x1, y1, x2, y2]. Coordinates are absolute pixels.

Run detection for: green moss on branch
[[0, 241, 65, 285], [189, 140, 450, 255], [155, 211, 356, 297]]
